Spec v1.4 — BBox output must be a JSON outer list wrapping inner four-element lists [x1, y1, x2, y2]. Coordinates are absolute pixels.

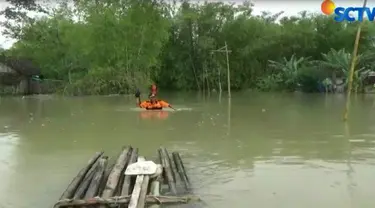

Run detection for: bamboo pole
[[72, 159, 100, 199], [54, 195, 200, 207], [121, 148, 138, 196], [211, 43, 232, 98], [164, 148, 177, 183], [227, 96, 231, 136], [59, 152, 103, 200], [343, 0, 367, 121], [128, 157, 146, 208], [137, 158, 151, 208], [84, 156, 108, 198], [225, 41, 231, 98], [97, 162, 114, 196], [158, 148, 177, 194], [101, 146, 131, 203], [148, 165, 163, 208], [172, 152, 190, 191]]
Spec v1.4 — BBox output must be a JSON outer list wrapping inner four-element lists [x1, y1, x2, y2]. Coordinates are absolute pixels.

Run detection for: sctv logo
[[321, 0, 375, 22]]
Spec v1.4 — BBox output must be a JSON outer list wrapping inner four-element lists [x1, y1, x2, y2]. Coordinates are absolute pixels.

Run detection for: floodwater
[[0, 92, 375, 208]]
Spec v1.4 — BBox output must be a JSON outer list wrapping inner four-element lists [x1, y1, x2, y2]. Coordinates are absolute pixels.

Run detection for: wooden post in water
[[211, 42, 232, 98], [227, 96, 231, 136], [225, 41, 231, 98], [343, 0, 367, 121]]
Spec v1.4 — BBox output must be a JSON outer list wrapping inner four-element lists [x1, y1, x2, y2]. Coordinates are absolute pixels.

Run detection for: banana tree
[[318, 48, 367, 92], [268, 54, 309, 91]]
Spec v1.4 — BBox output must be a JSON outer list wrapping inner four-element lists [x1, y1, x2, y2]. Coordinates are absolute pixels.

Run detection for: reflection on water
[[0, 93, 374, 208]]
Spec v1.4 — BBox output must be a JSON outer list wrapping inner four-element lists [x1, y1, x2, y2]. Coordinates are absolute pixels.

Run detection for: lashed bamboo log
[[54, 195, 200, 207], [98, 162, 114, 196], [57, 148, 196, 208], [121, 147, 138, 195], [137, 161, 151, 208], [148, 165, 163, 208], [101, 146, 131, 198], [72, 159, 99, 199], [172, 152, 190, 191], [158, 147, 177, 194], [59, 152, 103, 200], [85, 156, 108, 198], [114, 147, 133, 196], [165, 148, 177, 182]]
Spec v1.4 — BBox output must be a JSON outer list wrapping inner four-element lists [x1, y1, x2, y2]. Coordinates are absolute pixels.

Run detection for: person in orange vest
[[135, 88, 175, 110]]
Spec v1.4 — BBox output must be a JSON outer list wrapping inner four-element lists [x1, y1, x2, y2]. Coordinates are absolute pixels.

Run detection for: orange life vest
[[139, 100, 170, 110]]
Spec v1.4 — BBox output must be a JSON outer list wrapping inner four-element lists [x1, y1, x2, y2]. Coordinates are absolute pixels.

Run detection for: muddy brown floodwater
[[0, 92, 374, 208]]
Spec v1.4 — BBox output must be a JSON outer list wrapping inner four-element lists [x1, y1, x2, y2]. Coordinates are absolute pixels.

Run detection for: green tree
[[1, 0, 375, 95]]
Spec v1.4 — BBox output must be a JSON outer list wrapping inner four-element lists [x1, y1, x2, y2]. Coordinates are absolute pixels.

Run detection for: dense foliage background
[[1, 0, 375, 95]]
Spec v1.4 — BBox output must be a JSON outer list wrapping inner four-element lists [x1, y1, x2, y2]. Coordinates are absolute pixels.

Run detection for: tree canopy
[[1, 0, 375, 95]]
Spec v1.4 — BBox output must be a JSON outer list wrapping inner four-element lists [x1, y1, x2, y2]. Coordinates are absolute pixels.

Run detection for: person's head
[[149, 93, 157, 103], [151, 84, 157, 92]]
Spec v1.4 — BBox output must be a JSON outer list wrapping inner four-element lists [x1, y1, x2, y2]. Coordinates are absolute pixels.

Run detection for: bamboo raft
[[53, 146, 199, 208]]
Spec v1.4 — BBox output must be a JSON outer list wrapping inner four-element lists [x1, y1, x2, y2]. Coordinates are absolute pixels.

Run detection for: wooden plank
[[137, 168, 150, 208], [59, 152, 103, 200], [128, 157, 146, 208], [121, 148, 138, 195]]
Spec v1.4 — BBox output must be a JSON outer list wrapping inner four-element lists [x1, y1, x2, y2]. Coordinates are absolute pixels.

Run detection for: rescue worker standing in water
[[135, 88, 174, 110]]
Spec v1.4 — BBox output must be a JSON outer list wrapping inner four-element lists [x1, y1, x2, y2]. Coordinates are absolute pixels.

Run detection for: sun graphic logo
[[321, 0, 336, 15]]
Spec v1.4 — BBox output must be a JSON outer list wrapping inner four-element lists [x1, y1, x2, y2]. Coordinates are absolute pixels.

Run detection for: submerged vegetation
[[1, 0, 375, 95]]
